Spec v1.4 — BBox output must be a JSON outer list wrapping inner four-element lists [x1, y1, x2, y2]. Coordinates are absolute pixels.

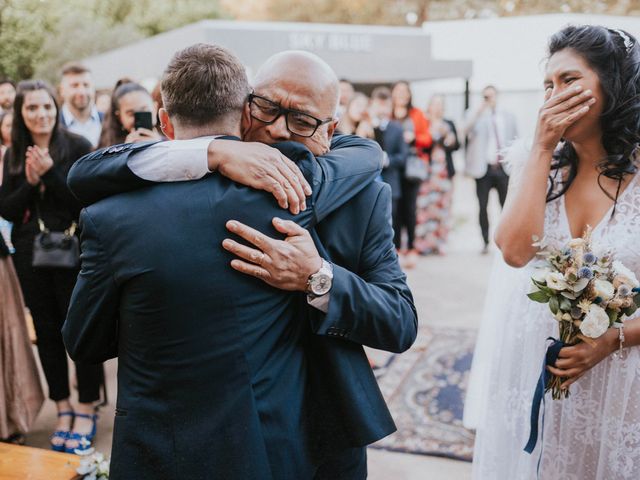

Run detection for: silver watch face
[[310, 273, 332, 296]]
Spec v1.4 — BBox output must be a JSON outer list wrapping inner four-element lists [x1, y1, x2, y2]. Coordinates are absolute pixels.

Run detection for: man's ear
[[326, 119, 339, 141], [158, 108, 175, 140], [240, 102, 251, 139]]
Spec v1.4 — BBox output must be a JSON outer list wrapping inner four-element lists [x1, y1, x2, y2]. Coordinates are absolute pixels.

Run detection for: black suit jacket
[[377, 121, 409, 200], [62, 137, 387, 479]]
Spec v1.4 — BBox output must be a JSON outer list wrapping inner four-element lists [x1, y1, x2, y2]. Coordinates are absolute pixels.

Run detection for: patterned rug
[[370, 326, 476, 461]]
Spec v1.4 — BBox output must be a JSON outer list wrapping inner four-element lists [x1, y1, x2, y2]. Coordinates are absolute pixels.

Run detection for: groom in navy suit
[[65, 48, 417, 479]]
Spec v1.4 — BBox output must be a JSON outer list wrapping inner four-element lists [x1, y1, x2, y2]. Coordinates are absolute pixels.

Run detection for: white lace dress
[[466, 153, 640, 479]]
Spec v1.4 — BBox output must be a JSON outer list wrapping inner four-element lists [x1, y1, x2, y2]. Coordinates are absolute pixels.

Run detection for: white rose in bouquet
[[532, 267, 551, 283], [579, 304, 610, 338], [612, 260, 640, 288], [546, 272, 569, 291], [594, 279, 615, 300]]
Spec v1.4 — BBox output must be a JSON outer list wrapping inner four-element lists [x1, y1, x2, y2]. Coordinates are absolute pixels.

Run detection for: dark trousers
[[12, 249, 102, 403], [398, 179, 421, 250], [475, 164, 509, 245], [314, 447, 367, 480], [391, 197, 401, 250]]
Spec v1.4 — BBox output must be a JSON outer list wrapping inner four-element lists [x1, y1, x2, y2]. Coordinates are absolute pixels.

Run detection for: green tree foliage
[[224, 0, 640, 24], [0, 0, 225, 82]]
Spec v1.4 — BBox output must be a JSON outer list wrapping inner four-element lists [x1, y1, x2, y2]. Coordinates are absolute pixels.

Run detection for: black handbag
[[32, 204, 79, 269], [404, 154, 429, 183]]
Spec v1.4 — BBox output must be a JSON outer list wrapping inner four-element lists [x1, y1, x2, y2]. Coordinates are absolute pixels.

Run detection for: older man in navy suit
[[65, 49, 417, 479]]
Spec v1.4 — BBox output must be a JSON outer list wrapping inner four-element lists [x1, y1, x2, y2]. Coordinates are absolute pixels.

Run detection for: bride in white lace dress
[[466, 25, 640, 479]]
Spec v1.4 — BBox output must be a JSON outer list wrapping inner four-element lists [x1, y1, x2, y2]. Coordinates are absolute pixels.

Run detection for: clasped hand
[[25, 145, 54, 186], [222, 217, 322, 291]]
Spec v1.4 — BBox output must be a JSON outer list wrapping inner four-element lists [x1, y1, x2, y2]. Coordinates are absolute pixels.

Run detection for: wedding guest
[[0, 110, 14, 250], [58, 63, 102, 148], [414, 95, 459, 255], [464, 85, 518, 254], [0, 110, 12, 158], [98, 81, 161, 148], [338, 78, 355, 118], [467, 25, 640, 479], [391, 81, 432, 265], [337, 92, 369, 135], [369, 86, 408, 252], [428, 95, 460, 179], [0, 80, 102, 453], [0, 79, 15, 112]]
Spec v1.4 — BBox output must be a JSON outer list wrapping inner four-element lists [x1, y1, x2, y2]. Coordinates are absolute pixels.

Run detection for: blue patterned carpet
[[371, 327, 476, 461]]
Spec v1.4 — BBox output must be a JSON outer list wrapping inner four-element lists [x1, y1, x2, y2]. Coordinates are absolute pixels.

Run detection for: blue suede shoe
[[50, 411, 74, 452], [64, 413, 97, 455]]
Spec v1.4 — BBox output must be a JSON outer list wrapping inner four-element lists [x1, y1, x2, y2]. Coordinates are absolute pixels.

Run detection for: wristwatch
[[306, 259, 333, 296]]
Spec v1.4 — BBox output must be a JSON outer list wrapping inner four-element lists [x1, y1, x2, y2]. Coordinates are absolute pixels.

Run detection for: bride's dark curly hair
[[547, 25, 640, 208]]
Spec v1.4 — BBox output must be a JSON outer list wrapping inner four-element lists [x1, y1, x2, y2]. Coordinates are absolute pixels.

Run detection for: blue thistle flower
[[583, 252, 597, 265], [619, 285, 632, 297], [577, 267, 594, 280]]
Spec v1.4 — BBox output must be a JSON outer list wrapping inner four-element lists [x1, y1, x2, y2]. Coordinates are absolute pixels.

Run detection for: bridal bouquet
[[527, 228, 640, 399]]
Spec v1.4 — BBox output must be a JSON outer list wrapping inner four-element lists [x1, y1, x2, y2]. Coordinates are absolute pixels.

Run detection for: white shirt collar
[[61, 104, 100, 126]]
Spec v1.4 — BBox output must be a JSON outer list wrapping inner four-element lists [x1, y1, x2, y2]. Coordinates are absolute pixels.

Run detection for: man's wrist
[[301, 256, 323, 292], [305, 258, 333, 296], [207, 140, 222, 172]]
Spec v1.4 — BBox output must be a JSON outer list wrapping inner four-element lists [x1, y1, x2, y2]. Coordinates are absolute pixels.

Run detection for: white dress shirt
[[128, 136, 213, 181], [126, 137, 331, 313]]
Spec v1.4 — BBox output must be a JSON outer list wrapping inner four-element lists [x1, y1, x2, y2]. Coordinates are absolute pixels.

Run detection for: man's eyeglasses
[[248, 93, 334, 138]]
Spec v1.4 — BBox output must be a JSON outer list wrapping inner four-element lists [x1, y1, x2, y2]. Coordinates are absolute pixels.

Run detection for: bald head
[[242, 50, 341, 155], [253, 51, 340, 116]]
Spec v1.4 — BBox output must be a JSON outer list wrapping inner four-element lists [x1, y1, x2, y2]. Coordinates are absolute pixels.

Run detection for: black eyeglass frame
[[247, 93, 334, 138]]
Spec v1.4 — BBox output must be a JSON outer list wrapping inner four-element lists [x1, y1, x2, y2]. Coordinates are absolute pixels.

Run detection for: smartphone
[[134, 111, 153, 131]]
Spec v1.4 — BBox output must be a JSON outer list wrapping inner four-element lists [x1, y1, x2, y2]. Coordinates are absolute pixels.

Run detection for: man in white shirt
[[0, 79, 15, 112], [59, 63, 102, 148], [464, 85, 518, 253]]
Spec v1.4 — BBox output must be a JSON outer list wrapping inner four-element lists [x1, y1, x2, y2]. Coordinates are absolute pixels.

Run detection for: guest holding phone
[[98, 80, 162, 148]]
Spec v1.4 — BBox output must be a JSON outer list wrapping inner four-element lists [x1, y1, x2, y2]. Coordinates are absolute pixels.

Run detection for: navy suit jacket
[[64, 135, 417, 473], [378, 121, 409, 200], [306, 179, 416, 454]]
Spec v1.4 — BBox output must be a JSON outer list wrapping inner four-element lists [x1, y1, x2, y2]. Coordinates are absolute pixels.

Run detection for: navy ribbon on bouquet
[[524, 337, 565, 455]]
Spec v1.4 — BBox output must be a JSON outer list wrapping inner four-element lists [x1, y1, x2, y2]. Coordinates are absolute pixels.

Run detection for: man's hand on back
[[208, 140, 312, 215], [222, 217, 322, 291]]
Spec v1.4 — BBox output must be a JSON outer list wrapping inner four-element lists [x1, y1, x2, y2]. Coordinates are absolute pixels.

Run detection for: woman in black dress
[[0, 80, 102, 453]]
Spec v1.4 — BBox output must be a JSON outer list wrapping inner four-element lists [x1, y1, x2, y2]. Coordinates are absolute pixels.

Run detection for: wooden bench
[[0, 443, 81, 480]]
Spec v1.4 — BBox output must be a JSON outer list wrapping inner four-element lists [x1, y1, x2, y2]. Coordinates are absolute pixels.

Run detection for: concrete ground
[[24, 176, 504, 479]]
